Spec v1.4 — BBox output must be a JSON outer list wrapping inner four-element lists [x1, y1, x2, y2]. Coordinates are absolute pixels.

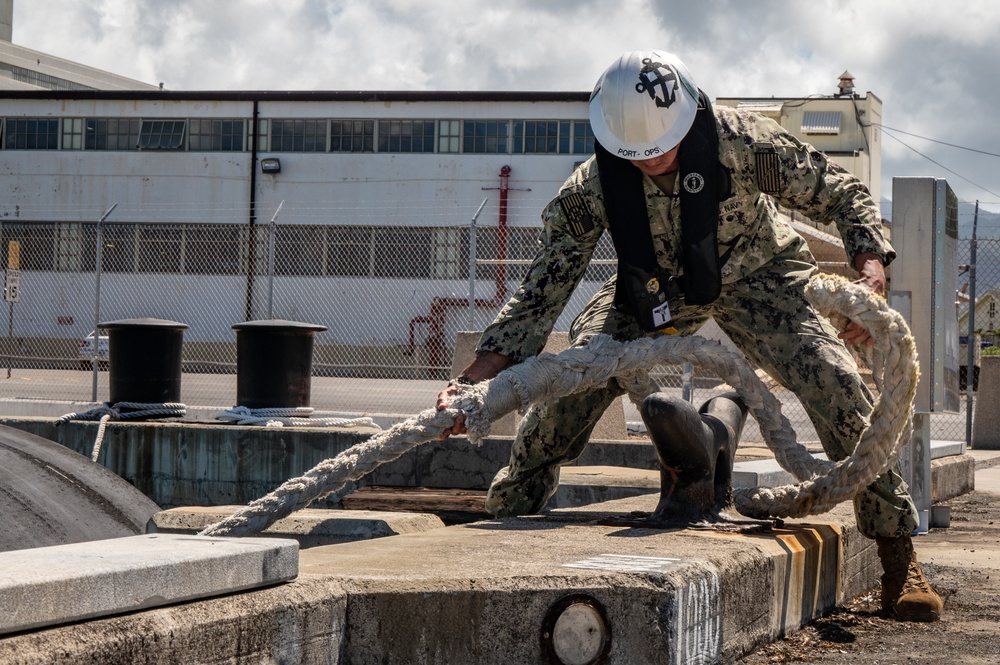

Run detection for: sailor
[[437, 50, 942, 622]]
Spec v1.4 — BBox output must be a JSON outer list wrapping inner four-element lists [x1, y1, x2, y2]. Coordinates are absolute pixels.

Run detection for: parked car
[[78, 330, 109, 369]]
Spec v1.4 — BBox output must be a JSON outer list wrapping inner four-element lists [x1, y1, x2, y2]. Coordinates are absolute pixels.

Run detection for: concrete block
[[0, 533, 298, 635], [931, 439, 965, 459], [931, 456, 975, 502], [0, 577, 346, 664], [973, 356, 1000, 449], [548, 465, 660, 509], [732, 454, 829, 489], [296, 494, 871, 664], [148, 506, 446, 548], [451, 331, 628, 440], [574, 438, 658, 469], [732, 459, 797, 489]]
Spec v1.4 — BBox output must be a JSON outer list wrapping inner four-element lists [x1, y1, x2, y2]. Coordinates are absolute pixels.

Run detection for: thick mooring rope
[[56, 401, 188, 462], [215, 405, 380, 429], [200, 274, 918, 537]]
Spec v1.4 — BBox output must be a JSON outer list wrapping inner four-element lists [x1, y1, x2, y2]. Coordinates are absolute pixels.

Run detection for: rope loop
[[200, 273, 918, 538], [55, 401, 188, 462], [215, 405, 380, 429]]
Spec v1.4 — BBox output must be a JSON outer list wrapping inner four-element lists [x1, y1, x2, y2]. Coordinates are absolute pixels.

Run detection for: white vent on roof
[[801, 111, 841, 135]]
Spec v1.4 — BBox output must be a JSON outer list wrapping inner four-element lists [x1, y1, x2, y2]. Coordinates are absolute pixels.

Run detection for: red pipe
[[494, 164, 511, 301], [408, 166, 514, 376]]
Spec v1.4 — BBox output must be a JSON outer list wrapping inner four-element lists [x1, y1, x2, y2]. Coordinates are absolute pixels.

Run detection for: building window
[[433, 227, 468, 279], [183, 226, 241, 275], [330, 120, 374, 153], [327, 227, 373, 276], [270, 119, 327, 152], [136, 227, 181, 273], [801, 111, 842, 135], [188, 119, 245, 151], [378, 120, 436, 153], [85, 118, 141, 151], [438, 120, 461, 153], [275, 226, 326, 276], [254, 118, 270, 151], [463, 120, 509, 154], [572, 121, 595, 154], [3, 118, 59, 149], [62, 118, 84, 150], [99, 225, 137, 273], [474, 226, 542, 283], [373, 227, 433, 278], [513, 120, 568, 154], [138, 120, 187, 150]]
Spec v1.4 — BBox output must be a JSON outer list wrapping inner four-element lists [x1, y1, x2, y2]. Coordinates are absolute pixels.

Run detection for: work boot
[[875, 535, 943, 622]]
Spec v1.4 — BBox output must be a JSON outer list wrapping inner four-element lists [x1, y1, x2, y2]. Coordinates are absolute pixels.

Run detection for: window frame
[[137, 119, 187, 151]]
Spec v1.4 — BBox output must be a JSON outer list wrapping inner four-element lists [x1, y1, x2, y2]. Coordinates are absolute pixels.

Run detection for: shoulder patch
[[559, 191, 597, 238], [753, 142, 782, 194]]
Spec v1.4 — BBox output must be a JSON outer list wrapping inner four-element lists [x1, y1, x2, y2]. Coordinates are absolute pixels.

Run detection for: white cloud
[[11, 0, 1000, 210]]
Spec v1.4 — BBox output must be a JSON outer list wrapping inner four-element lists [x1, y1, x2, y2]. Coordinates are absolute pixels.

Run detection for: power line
[[880, 130, 1000, 200], [876, 124, 1000, 159]]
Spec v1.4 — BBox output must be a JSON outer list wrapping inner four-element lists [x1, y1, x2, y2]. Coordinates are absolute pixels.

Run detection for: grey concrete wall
[[0, 417, 656, 509], [973, 356, 1000, 449]]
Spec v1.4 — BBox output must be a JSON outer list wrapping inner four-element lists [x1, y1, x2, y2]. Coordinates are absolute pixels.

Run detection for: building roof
[[0, 87, 593, 102], [0, 40, 159, 91], [735, 101, 785, 114]]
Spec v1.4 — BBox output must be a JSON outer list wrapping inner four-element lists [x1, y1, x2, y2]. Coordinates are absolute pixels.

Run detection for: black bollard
[[231, 319, 327, 409], [639, 391, 748, 524], [100, 318, 188, 404]]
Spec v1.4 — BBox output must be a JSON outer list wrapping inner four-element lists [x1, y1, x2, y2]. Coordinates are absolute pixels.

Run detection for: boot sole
[[896, 610, 941, 623]]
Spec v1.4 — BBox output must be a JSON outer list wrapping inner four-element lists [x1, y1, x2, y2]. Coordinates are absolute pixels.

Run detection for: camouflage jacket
[[477, 105, 895, 362]]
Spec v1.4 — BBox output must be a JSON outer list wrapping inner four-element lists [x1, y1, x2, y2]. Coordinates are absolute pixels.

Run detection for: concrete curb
[[148, 505, 447, 548]]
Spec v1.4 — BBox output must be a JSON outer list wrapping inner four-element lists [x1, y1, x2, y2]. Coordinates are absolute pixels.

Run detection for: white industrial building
[[0, 2, 884, 378]]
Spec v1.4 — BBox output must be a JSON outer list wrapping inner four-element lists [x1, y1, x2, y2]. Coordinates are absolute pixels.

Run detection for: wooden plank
[[342, 486, 491, 524]]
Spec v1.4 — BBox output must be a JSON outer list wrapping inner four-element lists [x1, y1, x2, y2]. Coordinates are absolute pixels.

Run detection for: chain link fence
[[0, 197, 995, 446]]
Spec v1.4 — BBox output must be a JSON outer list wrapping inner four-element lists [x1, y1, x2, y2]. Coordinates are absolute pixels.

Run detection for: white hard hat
[[589, 50, 700, 160]]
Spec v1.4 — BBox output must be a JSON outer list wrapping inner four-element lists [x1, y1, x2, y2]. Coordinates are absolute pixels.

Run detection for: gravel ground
[[735, 490, 1000, 664]]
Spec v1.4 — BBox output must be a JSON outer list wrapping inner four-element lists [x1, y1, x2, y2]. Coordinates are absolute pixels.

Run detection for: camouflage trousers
[[485, 258, 919, 539]]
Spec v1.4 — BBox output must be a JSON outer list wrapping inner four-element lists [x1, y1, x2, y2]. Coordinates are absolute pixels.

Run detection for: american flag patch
[[753, 142, 782, 194], [559, 192, 596, 238]]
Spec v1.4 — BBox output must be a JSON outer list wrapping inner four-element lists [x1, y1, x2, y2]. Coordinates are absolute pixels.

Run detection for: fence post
[[466, 198, 488, 329], [265, 200, 284, 320], [966, 201, 979, 447], [91, 203, 118, 402]]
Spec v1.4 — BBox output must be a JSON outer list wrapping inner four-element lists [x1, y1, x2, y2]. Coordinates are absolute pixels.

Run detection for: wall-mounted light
[[261, 158, 281, 174]]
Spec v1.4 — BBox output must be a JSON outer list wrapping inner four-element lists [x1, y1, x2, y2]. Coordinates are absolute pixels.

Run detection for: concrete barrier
[[973, 355, 1000, 449], [0, 534, 297, 636]]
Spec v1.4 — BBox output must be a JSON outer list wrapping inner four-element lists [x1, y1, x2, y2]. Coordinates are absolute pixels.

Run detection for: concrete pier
[[0, 497, 871, 664]]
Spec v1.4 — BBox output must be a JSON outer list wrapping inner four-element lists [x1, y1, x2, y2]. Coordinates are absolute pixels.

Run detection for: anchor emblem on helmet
[[635, 58, 678, 109]]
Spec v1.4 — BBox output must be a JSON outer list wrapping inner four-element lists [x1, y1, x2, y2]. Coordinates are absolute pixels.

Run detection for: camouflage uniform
[[476, 105, 918, 539]]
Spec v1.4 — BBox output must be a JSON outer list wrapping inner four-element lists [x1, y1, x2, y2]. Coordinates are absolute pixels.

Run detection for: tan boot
[[875, 535, 943, 622]]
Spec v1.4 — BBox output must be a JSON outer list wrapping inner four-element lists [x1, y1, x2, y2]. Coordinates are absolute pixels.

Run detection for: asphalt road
[[0, 367, 978, 444]]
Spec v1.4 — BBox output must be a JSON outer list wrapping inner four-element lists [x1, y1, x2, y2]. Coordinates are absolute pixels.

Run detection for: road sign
[[7, 241, 19, 271], [4, 269, 20, 303]]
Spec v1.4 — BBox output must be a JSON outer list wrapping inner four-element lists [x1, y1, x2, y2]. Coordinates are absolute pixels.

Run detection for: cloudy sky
[[12, 0, 1000, 221]]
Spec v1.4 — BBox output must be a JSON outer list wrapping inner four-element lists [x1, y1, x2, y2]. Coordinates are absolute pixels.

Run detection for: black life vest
[[596, 90, 732, 332]]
